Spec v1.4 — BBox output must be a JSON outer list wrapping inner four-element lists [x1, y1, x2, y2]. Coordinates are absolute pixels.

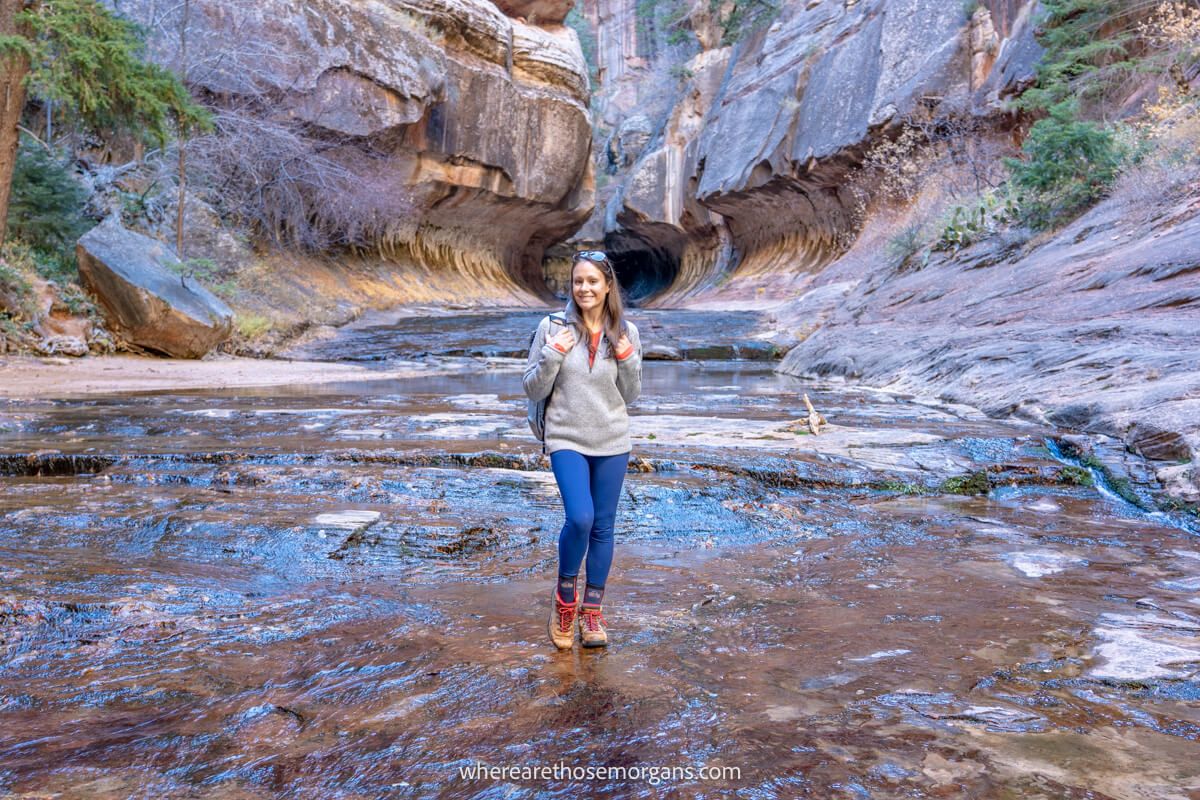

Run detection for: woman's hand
[[615, 333, 633, 359], [548, 327, 576, 353]]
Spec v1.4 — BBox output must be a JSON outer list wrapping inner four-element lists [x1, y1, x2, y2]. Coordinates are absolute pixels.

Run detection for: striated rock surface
[[577, 0, 1197, 502], [124, 0, 595, 298], [488, 0, 573, 24], [579, 0, 1041, 301], [76, 217, 233, 358], [775, 192, 1200, 500]]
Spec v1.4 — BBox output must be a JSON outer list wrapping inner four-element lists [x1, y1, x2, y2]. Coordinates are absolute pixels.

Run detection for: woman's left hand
[[615, 333, 633, 356]]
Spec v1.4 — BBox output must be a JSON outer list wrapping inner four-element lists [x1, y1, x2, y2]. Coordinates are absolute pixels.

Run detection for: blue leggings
[[550, 449, 630, 589]]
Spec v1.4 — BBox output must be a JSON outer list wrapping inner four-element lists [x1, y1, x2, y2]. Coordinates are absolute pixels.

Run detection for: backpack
[[527, 312, 567, 450]]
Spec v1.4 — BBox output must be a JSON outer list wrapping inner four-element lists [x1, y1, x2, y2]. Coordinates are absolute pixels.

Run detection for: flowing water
[[1, 310, 1198, 799]]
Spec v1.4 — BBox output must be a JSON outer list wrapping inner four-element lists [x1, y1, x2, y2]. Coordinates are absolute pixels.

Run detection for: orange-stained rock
[[488, 0, 573, 24]]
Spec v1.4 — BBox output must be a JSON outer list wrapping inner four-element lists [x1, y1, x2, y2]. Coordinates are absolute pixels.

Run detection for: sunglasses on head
[[574, 250, 609, 263]]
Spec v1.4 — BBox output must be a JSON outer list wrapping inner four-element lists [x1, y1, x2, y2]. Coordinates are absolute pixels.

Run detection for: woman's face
[[572, 261, 610, 314]]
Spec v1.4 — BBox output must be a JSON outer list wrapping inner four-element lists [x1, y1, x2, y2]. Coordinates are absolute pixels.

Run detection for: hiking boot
[[578, 604, 608, 648], [548, 588, 577, 650]]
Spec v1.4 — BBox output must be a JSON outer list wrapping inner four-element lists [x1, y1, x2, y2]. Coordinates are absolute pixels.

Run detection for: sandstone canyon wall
[[123, 0, 595, 304], [108, 0, 1196, 496], [575, 0, 1043, 302], [578, 0, 1199, 500]]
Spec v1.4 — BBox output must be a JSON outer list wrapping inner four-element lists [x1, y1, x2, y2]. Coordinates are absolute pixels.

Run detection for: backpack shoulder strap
[[529, 312, 567, 348]]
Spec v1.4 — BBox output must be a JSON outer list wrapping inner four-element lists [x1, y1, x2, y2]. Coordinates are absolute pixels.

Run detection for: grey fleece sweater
[[523, 315, 643, 456]]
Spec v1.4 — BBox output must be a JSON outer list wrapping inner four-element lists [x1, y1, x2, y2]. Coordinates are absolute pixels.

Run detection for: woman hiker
[[523, 250, 643, 649]]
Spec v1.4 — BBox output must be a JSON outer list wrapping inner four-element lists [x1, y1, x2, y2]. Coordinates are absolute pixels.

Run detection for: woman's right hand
[[548, 327, 576, 353]]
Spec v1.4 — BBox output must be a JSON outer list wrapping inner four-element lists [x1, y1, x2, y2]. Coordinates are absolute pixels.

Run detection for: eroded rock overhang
[[124, 0, 597, 302], [591, 0, 1042, 305]]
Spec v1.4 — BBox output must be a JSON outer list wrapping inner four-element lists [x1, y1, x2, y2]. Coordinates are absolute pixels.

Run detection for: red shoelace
[[556, 601, 576, 633], [580, 607, 606, 631]]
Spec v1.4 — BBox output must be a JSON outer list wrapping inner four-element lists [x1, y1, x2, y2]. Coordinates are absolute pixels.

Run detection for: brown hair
[[566, 252, 627, 350]]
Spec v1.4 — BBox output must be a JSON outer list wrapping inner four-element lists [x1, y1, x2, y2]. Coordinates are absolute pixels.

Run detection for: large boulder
[[76, 217, 233, 358]]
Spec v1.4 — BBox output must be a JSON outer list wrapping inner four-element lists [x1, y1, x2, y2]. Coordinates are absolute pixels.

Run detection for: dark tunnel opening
[[542, 236, 681, 305], [607, 246, 677, 305]]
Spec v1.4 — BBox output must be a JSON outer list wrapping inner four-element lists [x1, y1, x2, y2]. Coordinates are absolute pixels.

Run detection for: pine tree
[[1006, 101, 1127, 228], [1015, 0, 1143, 115], [0, 0, 211, 240], [6, 135, 86, 251], [1005, 0, 1164, 228]]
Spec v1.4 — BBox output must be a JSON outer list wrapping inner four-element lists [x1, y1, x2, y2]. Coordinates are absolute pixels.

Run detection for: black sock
[[557, 575, 577, 603], [582, 584, 604, 607]]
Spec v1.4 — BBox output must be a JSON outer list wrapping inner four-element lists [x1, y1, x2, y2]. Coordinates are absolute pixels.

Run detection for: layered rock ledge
[[583, 0, 1041, 301], [125, 0, 596, 301]]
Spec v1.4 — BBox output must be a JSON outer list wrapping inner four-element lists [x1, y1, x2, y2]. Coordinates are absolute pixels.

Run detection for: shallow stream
[[1, 310, 1197, 798]]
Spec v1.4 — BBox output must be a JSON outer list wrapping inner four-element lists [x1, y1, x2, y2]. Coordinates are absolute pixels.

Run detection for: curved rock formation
[[774, 191, 1200, 500], [488, 0, 574, 25], [125, 0, 596, 301], [580, 0, 1041, 302], [578, 0, 1198, 502]]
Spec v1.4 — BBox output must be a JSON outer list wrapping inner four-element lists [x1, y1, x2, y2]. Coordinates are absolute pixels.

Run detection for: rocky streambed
[[1, 310, 1198, 798]]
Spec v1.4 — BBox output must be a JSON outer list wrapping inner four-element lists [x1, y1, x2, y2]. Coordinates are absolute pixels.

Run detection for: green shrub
[[0, 256, 36, 321], [1005, 102, 1127, 228], [166, 257, 219, 281], [28, 246, 78, 285], [6, 137, 89, 263], [711, 0, 780, 46], [1015, 0, 1139, 115], [934, 187, 1022, 250], [939, 471, 991, 496], [885, 223, 928, 269], [669, 63, 695, 82], [56, 282, 96, 316], [234, 312, 272, 340], [15, 0, 212, 145], [1001, 0, 1157, 228], [667, 25, 693, 46], [1057, 465, 1095, 486], [1, 238, 78, 293], [565, 5, 599, 86]]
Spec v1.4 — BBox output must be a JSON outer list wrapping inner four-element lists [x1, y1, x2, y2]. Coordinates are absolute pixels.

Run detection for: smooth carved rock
[[121, 0, 593, 294], [285, 66, 432, 137], [697, 0, 968, 198], [76, 217, 233, 359], [512, 18, 589, 100], [643, 343, 684, 361], [607, 114, 654, 171], [590, 0, 1025, 308], [975, 0, 1044, 104], [1128, 423, 1192, 463], [488, 0, 573, 25], [1090, 612, 1200, 683], [777, 195, 1200, 502]]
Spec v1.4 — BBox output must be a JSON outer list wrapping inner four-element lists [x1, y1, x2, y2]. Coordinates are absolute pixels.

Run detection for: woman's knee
[[589, 521, 614, 544], [564, 508, 595, 537]]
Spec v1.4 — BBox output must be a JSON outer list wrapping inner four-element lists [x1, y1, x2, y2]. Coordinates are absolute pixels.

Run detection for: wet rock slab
[[1, 310, 1199, 798], [282, 307, 785, 363]]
